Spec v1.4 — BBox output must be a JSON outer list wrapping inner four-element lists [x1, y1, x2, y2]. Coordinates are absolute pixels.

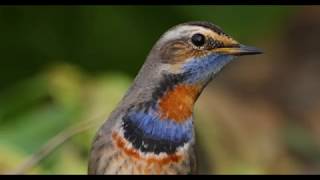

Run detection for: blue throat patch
[[122, 107, 193, 154], [127, 110, 193, 142], [182, 54, 235, 84]]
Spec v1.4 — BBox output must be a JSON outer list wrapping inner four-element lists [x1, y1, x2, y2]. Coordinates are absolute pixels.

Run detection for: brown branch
[[7, 117, 102, 174]]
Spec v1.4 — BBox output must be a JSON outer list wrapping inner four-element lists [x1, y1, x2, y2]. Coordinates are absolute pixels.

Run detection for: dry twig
[[8, 118, 102, 174]]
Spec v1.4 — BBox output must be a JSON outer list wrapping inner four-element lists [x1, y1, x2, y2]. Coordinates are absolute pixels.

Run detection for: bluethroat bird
[[88, 21, 262, 174]]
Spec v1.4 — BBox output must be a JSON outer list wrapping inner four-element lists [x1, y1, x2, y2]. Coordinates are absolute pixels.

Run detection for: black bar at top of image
[[0, 0, 319, 5]]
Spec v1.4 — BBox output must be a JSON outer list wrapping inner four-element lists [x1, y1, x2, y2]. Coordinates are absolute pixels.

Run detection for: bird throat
[[158, 84, 201, 122], [120, 73, 203, 155]]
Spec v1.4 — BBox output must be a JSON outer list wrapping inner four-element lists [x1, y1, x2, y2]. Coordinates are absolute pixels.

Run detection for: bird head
[[148, 21, 262, 86]]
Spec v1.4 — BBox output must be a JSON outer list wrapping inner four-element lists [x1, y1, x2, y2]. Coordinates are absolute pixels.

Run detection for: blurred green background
[[1, 6, 320, 174]]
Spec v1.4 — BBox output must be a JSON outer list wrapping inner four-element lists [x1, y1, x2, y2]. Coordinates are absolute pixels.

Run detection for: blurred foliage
[[0, 6, 320, 174], [0, 6, 293, 89], [0, 63, 131, 173]]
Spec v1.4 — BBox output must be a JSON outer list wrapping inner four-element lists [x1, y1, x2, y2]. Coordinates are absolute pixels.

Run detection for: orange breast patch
[[158, 84, 201, 123], [112, 132, 182, 167]]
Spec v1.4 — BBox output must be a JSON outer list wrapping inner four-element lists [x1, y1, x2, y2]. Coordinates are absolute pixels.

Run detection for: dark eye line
[[207, 38, 224, 49], [207, 38, 240, 49]]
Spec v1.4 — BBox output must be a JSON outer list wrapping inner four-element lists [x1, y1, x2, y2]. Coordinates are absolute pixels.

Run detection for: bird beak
[[214, 44, 263, 56]]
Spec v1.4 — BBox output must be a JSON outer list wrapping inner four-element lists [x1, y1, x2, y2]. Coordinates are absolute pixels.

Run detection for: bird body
[[88, 21, 261, 174]]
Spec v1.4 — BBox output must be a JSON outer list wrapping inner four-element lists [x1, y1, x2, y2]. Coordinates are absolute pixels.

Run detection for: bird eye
[[191, 33, 206, 47]]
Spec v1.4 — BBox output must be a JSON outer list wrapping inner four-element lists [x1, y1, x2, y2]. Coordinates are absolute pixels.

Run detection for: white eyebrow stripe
[[159, 25, 210, 43]]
